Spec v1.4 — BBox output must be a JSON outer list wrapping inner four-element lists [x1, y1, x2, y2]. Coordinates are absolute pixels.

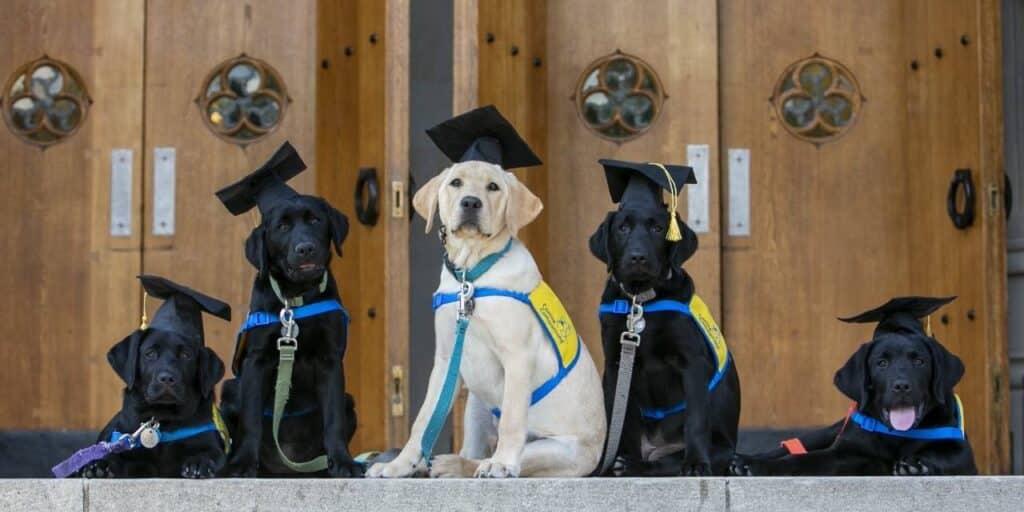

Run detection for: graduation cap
[[215, 141, 306, 216], [138, 275, 231, 343], [838, 296, 956, 338], [425, 105, 542, 169], [599, 159, 696, 242]]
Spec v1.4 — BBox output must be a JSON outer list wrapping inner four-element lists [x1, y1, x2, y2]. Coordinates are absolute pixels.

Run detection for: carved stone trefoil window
[[2, 56, 91, 148], [573, 50, 666, 143], [197, 54, 290, 146], [771, 54, 864, 144]]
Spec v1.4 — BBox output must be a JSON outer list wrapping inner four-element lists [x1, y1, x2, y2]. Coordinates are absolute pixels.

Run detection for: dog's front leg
[[477, 324, 534, 478], [681, 355, 714, 476], [317, 359, 363, 477], [225, 355, 266, 476]]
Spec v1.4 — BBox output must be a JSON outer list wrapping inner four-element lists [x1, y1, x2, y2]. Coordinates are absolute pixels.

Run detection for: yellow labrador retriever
[[367, 160, 606, 478]]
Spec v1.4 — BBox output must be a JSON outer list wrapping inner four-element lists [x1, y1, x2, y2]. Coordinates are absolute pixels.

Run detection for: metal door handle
[[947, 168, 975, 229], [355, 167, 379, 226]]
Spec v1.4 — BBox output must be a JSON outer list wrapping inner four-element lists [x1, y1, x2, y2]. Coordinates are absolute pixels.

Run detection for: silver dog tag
[[139, 427, 160, 448], [632, 317, 646, 334]]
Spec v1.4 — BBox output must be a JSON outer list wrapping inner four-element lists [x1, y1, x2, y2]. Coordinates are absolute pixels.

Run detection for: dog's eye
[[652, 224, 664, 234], [449, 178, 462, 188], [309, 216, 321, 224], [876, 359, 889, 368], [618, 223, 630, 233], [277, 222, 291, 232], [144, 349, 158, 361], [178, 348, 193, 360], [912, 357, 925, 366], [487, 182, 500, 192]]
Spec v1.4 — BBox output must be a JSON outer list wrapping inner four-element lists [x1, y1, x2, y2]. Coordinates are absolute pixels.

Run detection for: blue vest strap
[[111, 422, 219, 448], [851, 409, 965, 441], [432, 288, 530, 310], [240, 299, 349, 333]]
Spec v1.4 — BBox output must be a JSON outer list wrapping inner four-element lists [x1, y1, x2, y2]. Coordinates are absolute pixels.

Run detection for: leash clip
[[124, 418, 160, 449], [619, 331, 641, 347], [277, 306, 299, 355], [626, 300, 646, 334], [457, 273, 475, 319]]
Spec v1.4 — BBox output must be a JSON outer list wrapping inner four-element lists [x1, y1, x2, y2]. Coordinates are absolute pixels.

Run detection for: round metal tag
[[139, 427, 160, 448], [633, 317, 646, 333]]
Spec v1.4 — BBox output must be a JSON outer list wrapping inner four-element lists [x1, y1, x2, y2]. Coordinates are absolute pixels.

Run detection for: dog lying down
[[730, 296, 977, 476], [368, 106, 606, 478], [80, 275, 230, 478]]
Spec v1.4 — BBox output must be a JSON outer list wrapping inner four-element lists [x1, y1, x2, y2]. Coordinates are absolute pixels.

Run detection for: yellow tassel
[[140, 292, 149, 330], [648, 162, 682, 241], [925, 315, 932, 337]]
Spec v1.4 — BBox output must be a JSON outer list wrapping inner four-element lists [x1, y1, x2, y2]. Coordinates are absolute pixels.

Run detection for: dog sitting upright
[[368, 106, 606, 478], [79, 275, 230, 478], [730, 297, 977, 476], [216, 142, 360, 477], [589, 160, 740, 476]]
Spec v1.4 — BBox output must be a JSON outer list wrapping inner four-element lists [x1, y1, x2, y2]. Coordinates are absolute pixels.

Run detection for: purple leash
[[52, 418, 158, 478]]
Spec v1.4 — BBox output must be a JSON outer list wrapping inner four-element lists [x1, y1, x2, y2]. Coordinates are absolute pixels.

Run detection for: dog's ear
[[245, 225, 268, 279], [316, 198, 349, 256], [107, 331, 142, 389], [668, 213, 699, 269], [589, 211, 616, 270], [504, 172, 543, 236], [833, 342, 873, 407], [412, 171, 448, 233], [925, 337, 965, 406], [197, 346, 226, 399]]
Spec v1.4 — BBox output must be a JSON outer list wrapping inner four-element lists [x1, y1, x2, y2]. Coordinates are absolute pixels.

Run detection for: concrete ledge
[[1, 477, 1021, 512]]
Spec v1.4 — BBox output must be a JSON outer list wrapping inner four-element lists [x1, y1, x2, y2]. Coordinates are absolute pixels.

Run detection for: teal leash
[[419, 239, 512, 464]]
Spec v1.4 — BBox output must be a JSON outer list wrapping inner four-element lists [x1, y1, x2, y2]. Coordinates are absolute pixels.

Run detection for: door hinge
[[390, 365, 405, 416]]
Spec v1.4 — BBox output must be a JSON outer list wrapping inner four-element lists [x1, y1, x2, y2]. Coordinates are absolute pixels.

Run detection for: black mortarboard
[[599, 159, 696, 241], [838, 296, 956, 337], [215, 141, 306, 215], [139, 275, 231, 343], [425, 105, 542, 169]]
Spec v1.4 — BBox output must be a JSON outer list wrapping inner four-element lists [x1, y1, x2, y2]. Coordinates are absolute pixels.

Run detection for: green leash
[[269, 275, 330, 473]]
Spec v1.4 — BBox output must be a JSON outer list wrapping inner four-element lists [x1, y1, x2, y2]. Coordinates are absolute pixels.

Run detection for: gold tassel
[[140, 292, 149, 330], [649, 162, 682, 241], [925, 315, 933, 337]]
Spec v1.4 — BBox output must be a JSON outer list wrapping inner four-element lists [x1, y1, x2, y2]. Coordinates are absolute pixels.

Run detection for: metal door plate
[[687, 144, 710, 234], [153, 148, 175, 236], [728, 148, 750, 236], [109, 149, 133, 237]]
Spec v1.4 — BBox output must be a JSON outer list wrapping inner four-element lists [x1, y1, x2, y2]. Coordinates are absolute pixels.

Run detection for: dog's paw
[[80, 460, 114, 479], [366, 456, 419, 478], [181, 456, 218, 479], [729, 456, 755, 477], [223, 453, 259, 477], [893, 459, 934, 476], [328, 456, 365, 478], [681, 457, 712, 477], [474, 458, 520, 478], [429, 454, 477, 478]]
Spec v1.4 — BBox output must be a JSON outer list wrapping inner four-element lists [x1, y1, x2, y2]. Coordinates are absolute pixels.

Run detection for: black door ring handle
[[355, 167, 379, 226], [947, 168, 975, 229]]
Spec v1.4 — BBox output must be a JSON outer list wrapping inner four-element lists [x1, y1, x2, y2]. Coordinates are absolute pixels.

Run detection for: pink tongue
[[889, 407, 917, 431]]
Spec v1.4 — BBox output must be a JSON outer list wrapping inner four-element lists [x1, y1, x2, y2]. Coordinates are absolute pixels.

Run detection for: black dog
[[217, 142, 360, 477], [730, 297, 977, 476], [81, 276, 230, 478], [589, 160, 740, 476]]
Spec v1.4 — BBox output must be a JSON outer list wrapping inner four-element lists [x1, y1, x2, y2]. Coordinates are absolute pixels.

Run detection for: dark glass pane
[[247, 95, 281, 128], [819, 95, 853, 126], [10, 97, 40, 130], [47, 99, 80, 132], [601, 123, 628, 138], [799, 62, 833, 97], [30, 65, 63, 99], [581, 69, 599, 92], [782, 96, 814, 128], [208, 97, 241, 129], [604, 59, 637, 93], [9, 74, 26, 96], [583, 92, 614, 126], [620, 95, 653, 128], [227, 64, 261, 96]]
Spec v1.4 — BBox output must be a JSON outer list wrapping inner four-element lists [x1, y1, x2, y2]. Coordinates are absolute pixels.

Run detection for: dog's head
[[107, 329, 225, 415], [245, 195, 349, 286], [834, 334, 964, 431], [412, 161, 542, 240], [588, 204, 698, 293]]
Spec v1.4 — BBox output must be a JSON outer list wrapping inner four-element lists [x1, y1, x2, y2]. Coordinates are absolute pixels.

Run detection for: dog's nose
[[157, 372, 176, 386], [295, 242, 316, 257], [891, 379, 911, 393], [460, 196, 483, 210], [628, 252, 647, 265]]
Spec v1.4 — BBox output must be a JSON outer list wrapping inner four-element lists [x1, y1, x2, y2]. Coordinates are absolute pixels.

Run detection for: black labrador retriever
[[219, 182, 360, 477], [730, 297, 977, 476], [81, 323, 228, 478], [589, 162, 740, 476]]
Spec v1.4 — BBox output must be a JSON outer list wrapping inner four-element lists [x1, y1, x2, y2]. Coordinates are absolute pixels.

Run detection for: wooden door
[[0, 0, 144, 429], [721, 0, 1008, 472]]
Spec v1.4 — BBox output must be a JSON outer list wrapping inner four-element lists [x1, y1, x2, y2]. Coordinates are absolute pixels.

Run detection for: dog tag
[[632, 317, 646, 334], [139, 427, 160, 449]]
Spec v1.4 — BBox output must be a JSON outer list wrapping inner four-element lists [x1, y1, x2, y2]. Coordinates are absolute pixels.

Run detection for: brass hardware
[[390, 365, 405, 417], [988, 183, 1001, 217], [391, 180, 406, 219]]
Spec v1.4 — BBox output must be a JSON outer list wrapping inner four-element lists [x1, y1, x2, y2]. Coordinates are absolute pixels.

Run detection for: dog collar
[[268, 272, 329, 308], [443, 239, 513, 283], [851, 395, 966, 441]]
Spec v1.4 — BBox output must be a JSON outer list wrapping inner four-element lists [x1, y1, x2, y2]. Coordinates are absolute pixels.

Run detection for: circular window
[[573, 51, 665, 142], [197, 54, 289, 145], [2, 56, 91, 148], [771, 54, 863, 144]]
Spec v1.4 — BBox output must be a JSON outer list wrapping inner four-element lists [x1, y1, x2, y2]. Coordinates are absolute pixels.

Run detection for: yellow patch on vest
[[212, 404, 231, 453], [955, 394, 965, 434], [689, 294, 729, 373], [528, 281, 579, 368]]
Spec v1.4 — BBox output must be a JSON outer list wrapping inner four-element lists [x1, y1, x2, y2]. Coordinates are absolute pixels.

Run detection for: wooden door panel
[[721, 0, 912, 429], [0, 0, 144, 429], [547, 0, 721, 367]]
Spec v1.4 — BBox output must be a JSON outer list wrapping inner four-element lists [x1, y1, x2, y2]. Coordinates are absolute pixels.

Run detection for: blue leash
[[419, 240, 511, 464]]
